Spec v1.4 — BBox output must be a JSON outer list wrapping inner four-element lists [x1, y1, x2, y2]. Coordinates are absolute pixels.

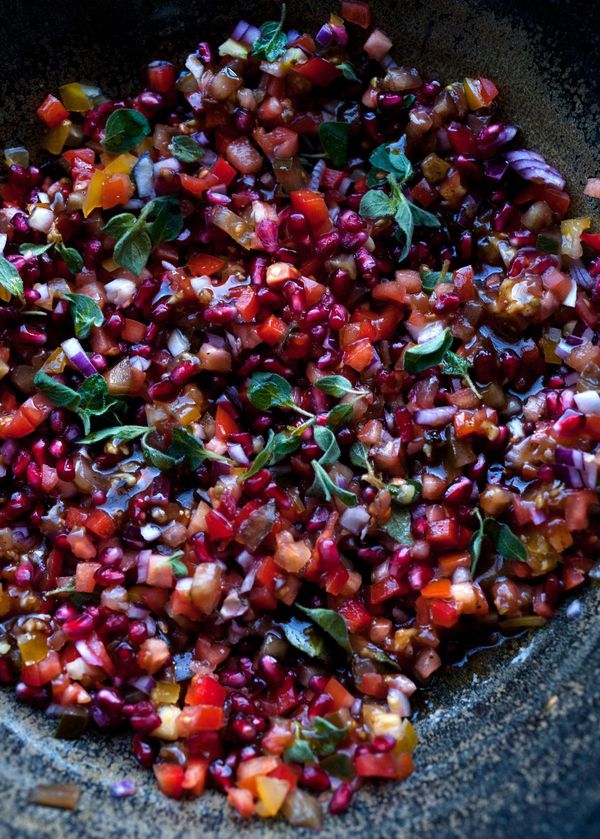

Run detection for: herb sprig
[[359, 141, 441, 260], [34, 371, 123, 435], [102, 196, 183, 276], [252, 4, 288, 62], [470, 509, 528, 574]]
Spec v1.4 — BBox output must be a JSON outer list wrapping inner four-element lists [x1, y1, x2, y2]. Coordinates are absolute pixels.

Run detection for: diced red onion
[[241, 25, 261, 45], [61, 338, 97, 377], [413, 406, 457, 427], [574, 390, 600, 415], [227, 442, 250, 466], [136, 550, 150, 584], [506, 150, 566, 190], [74, 639, 105, 669], [111, 779, 137, 799], [127, 675, 155, 694], [104, 278, 136, 308], [563, 276, 578, 307], [167, 328, 191, 357], [484, 159, 510, 181], [568, 259, 594, 291], [133, 152, 155, 199], [153, 157, 181, 176], [219, 589, 248, 620], [316, 24, 334, 47], [231, 19, 250, 41], [340, 505, 370, 535], [239, 563, 258, 594], [308, 158, 326, 191]]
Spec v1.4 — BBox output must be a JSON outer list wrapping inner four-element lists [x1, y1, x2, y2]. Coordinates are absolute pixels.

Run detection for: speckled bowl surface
[[0, 1, 598, 836]]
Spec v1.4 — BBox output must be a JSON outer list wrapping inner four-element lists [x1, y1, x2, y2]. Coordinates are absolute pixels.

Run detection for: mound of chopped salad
[[0, 0, 599, 826]]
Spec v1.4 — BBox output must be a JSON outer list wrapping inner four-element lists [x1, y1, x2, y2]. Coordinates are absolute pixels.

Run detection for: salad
[[0, 0, 599, 827]]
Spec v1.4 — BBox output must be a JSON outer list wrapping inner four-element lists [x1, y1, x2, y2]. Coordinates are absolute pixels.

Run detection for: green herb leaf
[[319, 753, 353, 779], [279, 615, 327, 660], [393, 194, 415, 261], [350, 441, 370, 471], [102, 108, 150, 153], [470, 508, 485, 575], [404, 327, 453, 373], [64, 293, 104, 339], [102, 213, 138, 239], [338, 61, 359, 81], [440, 351, 481, 397], [386, 140, 413, 182], [310, 461, 357, 507], [382, 508, 414, 545], [19, 242, 52, 257], [284, 725, 317, 764], [167, 550, 188, 578], [141, 430, 179, 470], [296, 605, 352, 653], [33, 370, 79, 408], [247, 372, 293, 410], [169, 427, 231, 469], [358, 188, 396, 219], [79, 425, 148, 444], [252, 4, 287, 62], [309, 717, 348, 757], [420, 268, 444, 293], [144, 196, 183, 245], [0, 254, 24, 298], [358, 641, 402, 672], [486, 519, 527, 562], [313, 425, 340, 467], [409, 202, 441, 228], [241, 428, 303, 480], [388, 480, 421, 506], [315, 375, 364, 398], [114, 226, 152, 276], [56, 243, 84, 275], [76, 374, 122, 435], [319, 122, 349, 167], [168, 135, 205, 163], [326, 402, 354, 429]]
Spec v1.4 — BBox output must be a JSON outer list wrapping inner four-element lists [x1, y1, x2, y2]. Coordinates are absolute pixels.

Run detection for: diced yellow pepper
[[41, 347, 67, 374], [394, 719, 419, 754], [18, 633, 49, 665], [151, 681, 181, 705], [60, 82, 92, 112], [0, 584, 12, 618], [255, 776, 289, 817], [561, 217, 591, 259], [102, 256, 120, 272], [43, 120, 72, 155], [104, 152, 137, 176], [150, 704, 181, 740], [421, 153, 451, 184], [0, 285, 11, 303], [83, 153, 137, 217]]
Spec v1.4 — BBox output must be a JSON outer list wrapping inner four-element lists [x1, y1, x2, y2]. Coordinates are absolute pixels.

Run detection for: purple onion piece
[[506, 149, 566, 190], [316, 24, 334, 47], [61, 338, 98, 378]]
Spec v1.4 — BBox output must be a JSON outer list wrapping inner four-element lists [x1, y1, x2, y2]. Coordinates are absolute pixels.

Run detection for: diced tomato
[[268, 763, 299, 791], [253, 126, 299, 159], [182, 758, 208, 796], [215, 404, 239, 439], [564, 490, 595, 531], [340, 0, 372, 28], [75, 562, 101, 593], [453, 407, 498, 438], [65, 507, 89, 529], [429, 598, 460, 627], [356, 752, 397, 779], [121, 317, 146, 343], [187, 254, 224, 276], [101, 173, 134, 209], [185, 674, 227, 707], [357, 672, 388, 698], [515, 184, 571, 216], [337, 598, 372, 633], [421, 579, 452, 599], [581, 232, 600, 251], [234, 287, 259, 322], [294, 57, 341, 86], [290, 190, 332, 236], [427, 519, 463, 550], [301, 277, 326, 306], [237, 755, 280, 795], [147, 60, 176, 92], [63, 147, 96, 190], [256, 556, 280, 590], [453, 265, 475, 301], [205, 509, 235, 540], [0, 411, 35, 440], [180, 171, 221, 196], [20, 651, 62, 687], [411, 177, 437, 207], [177, 704, 224, 736], [368, 576, 407, 605], [85, 509, 116, 538], [37, 94, 69, 128], [154, 763, 185, 799], [212, 156, 237, 186], [258, 314, 287, 345], [324, 676, 354, 710], [227, 787, 256, 818], [343, 338, 374, 371], [20, 393, 54, 427], [463, 76, 499, 109]]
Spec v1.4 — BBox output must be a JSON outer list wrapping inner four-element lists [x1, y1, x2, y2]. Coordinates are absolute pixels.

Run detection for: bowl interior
[[0, 1, 598, 837]]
